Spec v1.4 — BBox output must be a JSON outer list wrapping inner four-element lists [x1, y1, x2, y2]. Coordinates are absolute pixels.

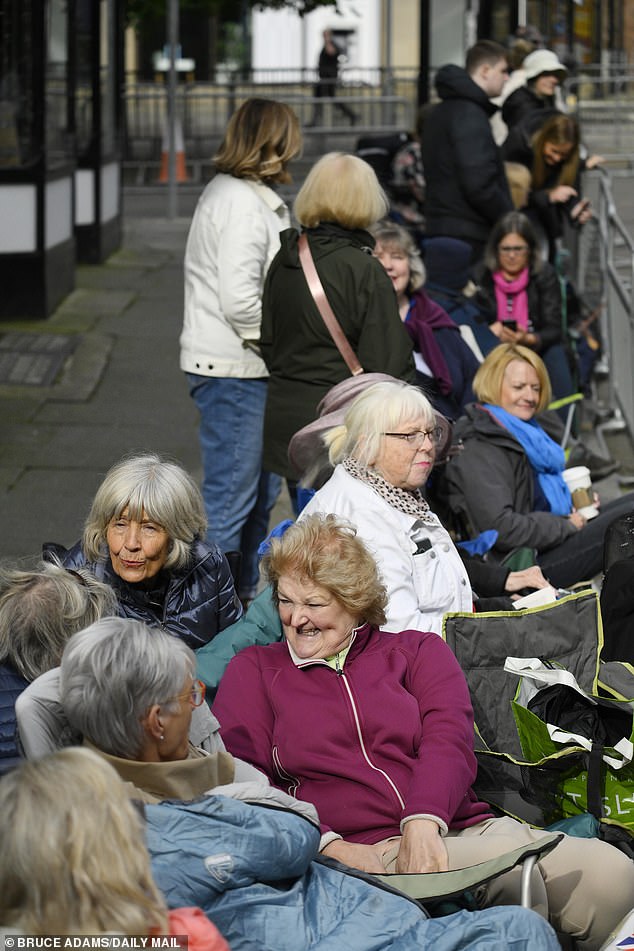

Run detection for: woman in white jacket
[[180, 98, 301, 602], [299, 380, 547, 634]]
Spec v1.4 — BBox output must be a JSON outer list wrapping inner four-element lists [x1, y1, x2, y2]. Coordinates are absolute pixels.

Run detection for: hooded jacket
[[501, 84, 557, 132], [260, 223, 415, 479], [56, 539, 242, 650], [443, 403, 577, 555], [422, 65, 513, 244]]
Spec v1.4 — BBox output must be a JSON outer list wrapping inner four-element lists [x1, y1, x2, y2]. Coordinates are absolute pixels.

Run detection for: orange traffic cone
[[158, 117, 188, 183]]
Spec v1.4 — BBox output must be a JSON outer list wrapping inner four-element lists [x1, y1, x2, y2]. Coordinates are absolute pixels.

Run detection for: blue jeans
[[542, 343, 575, 403], [187, 375, 281, 598]]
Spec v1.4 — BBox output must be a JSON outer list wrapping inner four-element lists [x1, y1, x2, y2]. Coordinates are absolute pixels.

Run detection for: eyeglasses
[[383, 427, 443, 447], [165, 679, 206, 708], [498, 245, 529, 255]]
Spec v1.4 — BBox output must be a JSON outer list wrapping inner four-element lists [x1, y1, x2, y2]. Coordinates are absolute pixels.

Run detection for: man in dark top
[[422, 40, 513, 265], [309, 29, 357, 126]]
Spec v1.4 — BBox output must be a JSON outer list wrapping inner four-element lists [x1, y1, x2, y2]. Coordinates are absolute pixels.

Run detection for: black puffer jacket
[[54, 539, 242, 650], [474, 261, 564, 353], [501, 85, 555, 132], [0, 662, 28, 773], [422, 65, 513, 244], [260, 223, 415, 479], [443, 403, 577, 556]]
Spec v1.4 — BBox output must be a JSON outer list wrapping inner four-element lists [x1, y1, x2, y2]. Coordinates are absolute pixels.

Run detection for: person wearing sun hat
[[502, 49, 568, 132]]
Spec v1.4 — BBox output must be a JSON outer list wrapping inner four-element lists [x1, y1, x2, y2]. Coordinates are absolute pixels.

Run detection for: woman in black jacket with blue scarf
[[443, 345, 634, 587]]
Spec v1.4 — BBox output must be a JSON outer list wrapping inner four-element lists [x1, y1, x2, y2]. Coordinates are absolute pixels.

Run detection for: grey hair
[[325, 381, 435, 468], [0, 560, 118, 682], [82, 453, 207, 570], [60, 617, 195, 759], [370, 220, 426, 292]]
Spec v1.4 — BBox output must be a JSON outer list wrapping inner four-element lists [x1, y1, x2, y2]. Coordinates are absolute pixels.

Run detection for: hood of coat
[[434, 64, 498, 117], [453, 403, 526, 454], [276, 222, 376, 268]]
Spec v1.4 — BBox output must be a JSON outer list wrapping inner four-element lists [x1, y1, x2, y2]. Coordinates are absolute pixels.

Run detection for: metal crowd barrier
[[564, 168, 634, 441], [121, 77, 417, 182], [567, 73, 634, 159]]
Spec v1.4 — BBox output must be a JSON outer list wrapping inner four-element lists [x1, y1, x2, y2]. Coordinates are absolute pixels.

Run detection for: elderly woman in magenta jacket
[[44, 615, 557, 951], [213, 514, 634, 951]]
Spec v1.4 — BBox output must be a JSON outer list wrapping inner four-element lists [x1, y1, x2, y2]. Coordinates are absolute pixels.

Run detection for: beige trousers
[[380, 816, 634, 951]]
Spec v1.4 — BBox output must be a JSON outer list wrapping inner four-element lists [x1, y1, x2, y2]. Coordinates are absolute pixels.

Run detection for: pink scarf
[[492, 268, 530, 330]]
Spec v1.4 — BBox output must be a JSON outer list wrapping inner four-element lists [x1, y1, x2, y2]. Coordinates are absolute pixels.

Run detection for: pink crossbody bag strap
[[297, 233, 364, 377]]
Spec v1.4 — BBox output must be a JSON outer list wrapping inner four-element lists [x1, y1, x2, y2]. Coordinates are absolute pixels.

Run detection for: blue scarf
[[483, 404, 572, 516]]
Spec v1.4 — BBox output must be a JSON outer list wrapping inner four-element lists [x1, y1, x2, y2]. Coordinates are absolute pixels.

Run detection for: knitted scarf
[[483, 404, 572, 516], [404, 290, 455, 395], [342, 456, 436, 523], [492, 268, 530, 330]]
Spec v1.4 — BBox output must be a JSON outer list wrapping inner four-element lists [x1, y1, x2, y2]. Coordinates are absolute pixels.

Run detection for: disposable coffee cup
[[562, 465, 599, 520]]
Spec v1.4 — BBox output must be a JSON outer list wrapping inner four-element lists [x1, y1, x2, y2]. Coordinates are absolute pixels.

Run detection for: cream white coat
[[300, 465, 473, 635], [180, 173, 290, 378]]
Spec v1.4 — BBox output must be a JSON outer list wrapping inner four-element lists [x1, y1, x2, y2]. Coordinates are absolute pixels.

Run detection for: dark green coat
[[260, 223, 415, 479]]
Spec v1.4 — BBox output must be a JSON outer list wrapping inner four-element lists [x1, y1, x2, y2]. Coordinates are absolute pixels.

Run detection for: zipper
[[339, 673, 405, 809], [272, 745, 301, 797]]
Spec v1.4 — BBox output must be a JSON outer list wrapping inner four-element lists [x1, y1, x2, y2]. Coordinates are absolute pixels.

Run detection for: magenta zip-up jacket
[[213, 624, 493, 844]]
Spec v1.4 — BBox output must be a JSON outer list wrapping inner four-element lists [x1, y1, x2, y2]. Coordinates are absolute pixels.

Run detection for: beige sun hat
[[523, 49, 567, 82]]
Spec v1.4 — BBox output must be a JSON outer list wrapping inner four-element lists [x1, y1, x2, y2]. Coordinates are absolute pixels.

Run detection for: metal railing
[[565, 169, 634, 439], [121, 72, 418, 182], [566, 72, 634, 158]]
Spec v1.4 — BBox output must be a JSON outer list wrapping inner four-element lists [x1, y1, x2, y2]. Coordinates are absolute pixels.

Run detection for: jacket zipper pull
[[335, 653, 343, 676]]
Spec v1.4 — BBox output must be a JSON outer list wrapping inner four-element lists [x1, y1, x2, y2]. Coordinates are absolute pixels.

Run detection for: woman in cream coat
[[180, 98, 301, 601]]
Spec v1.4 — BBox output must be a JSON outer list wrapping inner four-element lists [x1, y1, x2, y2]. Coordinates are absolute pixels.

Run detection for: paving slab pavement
[[0, 216, 293, 563]]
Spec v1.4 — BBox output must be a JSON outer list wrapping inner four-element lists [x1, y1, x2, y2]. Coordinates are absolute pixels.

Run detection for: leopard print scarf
[[342, 456, 436, 523]]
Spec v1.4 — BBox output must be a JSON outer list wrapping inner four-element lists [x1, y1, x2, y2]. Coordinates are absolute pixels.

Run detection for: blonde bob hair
[[0, 747, 168, 935], [370, 220, 425, 292], [82, 452, 207, 570], [262, 514, 387, 628], [214, 97, 302, 184], [473, 343, 552, 413], [294, 152, 389, 230], [325, 380, 436, 469]]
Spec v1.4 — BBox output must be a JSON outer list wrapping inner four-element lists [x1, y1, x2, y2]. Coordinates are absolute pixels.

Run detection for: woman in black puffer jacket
[[48, 453, 242, 650]]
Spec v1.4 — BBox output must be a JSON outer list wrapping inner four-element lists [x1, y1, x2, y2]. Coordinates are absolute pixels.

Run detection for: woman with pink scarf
[[474, 211, 574, 401]]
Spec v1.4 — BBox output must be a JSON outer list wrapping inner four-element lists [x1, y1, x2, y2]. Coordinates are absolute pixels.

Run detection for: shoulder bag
[[297, 232, 364, 377]]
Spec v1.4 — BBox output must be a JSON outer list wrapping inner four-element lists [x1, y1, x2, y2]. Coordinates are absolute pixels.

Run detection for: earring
[[159, 734, 165, 741]]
